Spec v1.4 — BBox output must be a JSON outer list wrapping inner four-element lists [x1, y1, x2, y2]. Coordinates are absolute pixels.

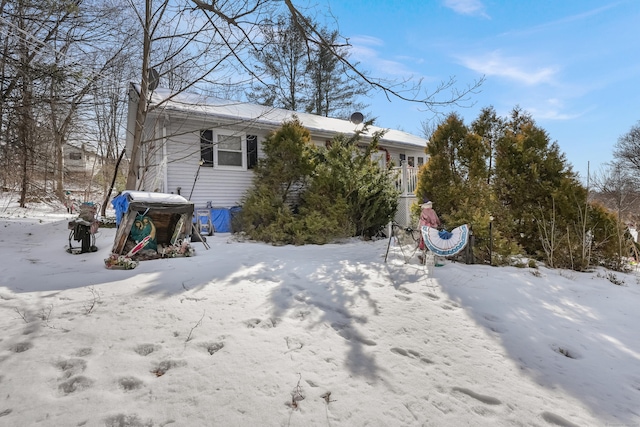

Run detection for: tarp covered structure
[[111, 191, 194, 255]]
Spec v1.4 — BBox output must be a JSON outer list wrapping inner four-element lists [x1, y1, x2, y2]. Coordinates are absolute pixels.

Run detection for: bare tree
[[125, 0, 484, 190], [592, 161, 640, 225], [613, 120, 640, 176], [193, 0, 484, 109], [125, 0, 251, 189], [1, 0, 138, 205], [592, 160, 640, 269]]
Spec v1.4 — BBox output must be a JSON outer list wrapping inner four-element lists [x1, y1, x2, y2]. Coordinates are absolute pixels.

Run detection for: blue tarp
[[111, 193, 130, 226], [193, 207, 237, 233], [211, 209, 231, 233]]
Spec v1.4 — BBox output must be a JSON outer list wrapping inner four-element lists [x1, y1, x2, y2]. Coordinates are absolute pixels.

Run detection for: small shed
[[111, 191, 194, 255]]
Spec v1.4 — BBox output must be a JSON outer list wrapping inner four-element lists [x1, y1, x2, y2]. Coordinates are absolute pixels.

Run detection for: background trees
[[1, 0, 137, 206], [246, 14, 368, 119], [302, 27, 368, 118], [124, 0, 482, 191], [612, 121, 640, 177], [247, 15, 308, 111], [246, 14, 308, 111], [417, 107, 624, 270], [1, 0, 484, 205]]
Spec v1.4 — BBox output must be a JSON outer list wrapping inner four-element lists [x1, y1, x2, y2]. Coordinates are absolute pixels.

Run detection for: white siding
[[138, 108, 427, 209], [160, 117, 266, 207], [140, 122, 161, 191]]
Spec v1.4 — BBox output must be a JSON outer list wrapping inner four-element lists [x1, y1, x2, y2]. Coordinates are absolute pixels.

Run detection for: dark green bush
[[238, 118, 399, 244]]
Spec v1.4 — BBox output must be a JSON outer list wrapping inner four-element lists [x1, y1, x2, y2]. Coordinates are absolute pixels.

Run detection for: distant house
[[126, 84, 426, 228], [63, 143, 102, 176]]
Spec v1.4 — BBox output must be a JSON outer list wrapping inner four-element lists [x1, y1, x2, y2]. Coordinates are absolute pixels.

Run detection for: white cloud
[[444, 0, 490, 18], [526, 107, 581, 121], [348, 35, 418, 77], [501, 3, 619, 38], [526, 99, 594, 121], [458, 51, 559, 85]]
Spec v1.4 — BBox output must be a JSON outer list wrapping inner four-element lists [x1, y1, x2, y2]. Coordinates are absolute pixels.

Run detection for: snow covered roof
[[137, 85, 428, 149], [122, 190, 191, 205]]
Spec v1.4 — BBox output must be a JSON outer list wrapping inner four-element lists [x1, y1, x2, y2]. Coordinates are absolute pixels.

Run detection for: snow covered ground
[[0, 200, 639, 426]]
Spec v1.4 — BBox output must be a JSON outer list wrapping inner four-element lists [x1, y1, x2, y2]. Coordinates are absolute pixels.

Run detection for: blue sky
[[320, 0, 640, 180]]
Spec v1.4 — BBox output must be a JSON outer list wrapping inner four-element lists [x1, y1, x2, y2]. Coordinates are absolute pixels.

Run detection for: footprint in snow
[[332, 324, 377, 346], [13, 342, 32, 353], [58, 376, 93, 395], [452, 387, 501, 405], [540, 411, 581, 427], [440, 300, 460, 311], [202, 341, 224, 355], [245, 318, 278, 328], [133, 343, 161, 356], [423, 292, 440, 301], [550, 344, 582, 360], [118, 376, 144, 392], [151, 359, 185, 377], [483, 314, 501, 322], [55, 358, 87, 379], [481, 314, 507, 333], [104, 414, 153, 427], [74, 347, 93, 357], [390, 347, 434, 364]]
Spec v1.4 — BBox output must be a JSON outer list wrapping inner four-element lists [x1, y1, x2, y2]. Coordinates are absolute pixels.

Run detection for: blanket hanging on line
[[421, 224, 469, 257]]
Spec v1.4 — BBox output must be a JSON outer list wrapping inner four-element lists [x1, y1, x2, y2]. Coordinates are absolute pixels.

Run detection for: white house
[[63, 143, 102, 176], [126, 84, 426, 229]]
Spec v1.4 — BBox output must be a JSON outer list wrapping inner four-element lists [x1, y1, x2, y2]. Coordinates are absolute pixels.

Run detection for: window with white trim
[[217, 133, 243, 166], [200, 130, 247, 169]]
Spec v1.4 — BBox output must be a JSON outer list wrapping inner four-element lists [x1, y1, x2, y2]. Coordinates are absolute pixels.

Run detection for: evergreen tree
[[471, 106, 503, 185], [417, 112, 494, 262], [238, 117, 315, 243], [492, 107, 583, 258], [246, 15, 308, 110], [305, 129, 399, 236], [247, 15, 368, 118], [239, 119, 398, 244], [304, 29, 368, 118], [416, 113, 483, 217], [417, 106, 607, 268]]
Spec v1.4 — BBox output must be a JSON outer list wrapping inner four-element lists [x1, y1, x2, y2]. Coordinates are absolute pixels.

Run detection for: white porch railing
[[392, 162, 419, 227], [392, 162, 419, 196]]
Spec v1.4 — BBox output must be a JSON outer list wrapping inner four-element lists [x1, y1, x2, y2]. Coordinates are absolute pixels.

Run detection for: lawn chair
[[196, 209, 214, 236]]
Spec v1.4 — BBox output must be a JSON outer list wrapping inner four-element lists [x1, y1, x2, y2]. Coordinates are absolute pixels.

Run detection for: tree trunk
[[126, 0, 152, 191], [102, 148, 126, 217]]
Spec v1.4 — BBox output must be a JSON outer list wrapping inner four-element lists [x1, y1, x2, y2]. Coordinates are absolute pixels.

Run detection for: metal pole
[[489, 216, 493, 266], [189, 161, 203, 200]]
